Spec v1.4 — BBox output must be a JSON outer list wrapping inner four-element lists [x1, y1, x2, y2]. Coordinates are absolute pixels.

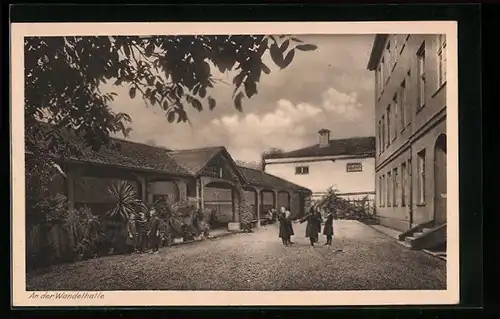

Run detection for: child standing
[[323, 212, 334, 246]]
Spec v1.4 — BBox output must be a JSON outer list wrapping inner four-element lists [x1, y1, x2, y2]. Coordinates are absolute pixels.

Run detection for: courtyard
[[26, 220, 446, 291]]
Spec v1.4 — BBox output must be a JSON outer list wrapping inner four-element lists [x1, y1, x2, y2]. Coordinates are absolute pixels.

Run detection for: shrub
[[316, 187, 377, 223]]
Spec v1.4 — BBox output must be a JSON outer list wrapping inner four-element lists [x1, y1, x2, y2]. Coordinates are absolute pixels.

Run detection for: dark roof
[[367, 34, 388, 71], [237, 166, 311, 193], [33, 122, 190, 176], [264, 136, 376, 160], [167, 147, 224, 175], [89, 138, 190, 175], [168, 146, 247, 183]]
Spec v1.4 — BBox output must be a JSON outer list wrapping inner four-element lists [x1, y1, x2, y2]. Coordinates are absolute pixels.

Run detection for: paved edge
[[168, 230, 240, 247], [363, 222, 447, 262]]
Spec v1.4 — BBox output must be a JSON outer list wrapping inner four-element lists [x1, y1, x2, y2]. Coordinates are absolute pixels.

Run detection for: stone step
[[397, 240, 412, 249], [404, 236, 416, 244]]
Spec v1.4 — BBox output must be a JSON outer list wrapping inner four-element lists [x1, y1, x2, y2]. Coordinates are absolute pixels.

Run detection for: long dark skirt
[[287, 219, 294, 236]]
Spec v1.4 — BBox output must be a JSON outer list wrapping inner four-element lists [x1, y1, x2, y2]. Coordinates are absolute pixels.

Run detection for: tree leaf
[[199, 86, 207, 98], [123, 43, 131, 58], [281, 49, 295, 69], [269, 42, 284, 67], [129, 86, 136, 99], [261, 62, 271, 75], [234, 91, 244, 112], [145, 43, 155, 57], [191, 98, 203, 112], [244, 80, 257, 98], [232, 71, 246, 97], [295, 44, 318, 51], [279, 40, 290, 54], [167, 111, 176, 123], [291, 37, 304, 43], [208, 96, 216, 110]]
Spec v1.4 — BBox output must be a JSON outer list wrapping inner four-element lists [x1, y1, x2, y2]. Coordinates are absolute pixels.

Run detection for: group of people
[[278, 205, 335, 247], [126, 208, 162, 254]]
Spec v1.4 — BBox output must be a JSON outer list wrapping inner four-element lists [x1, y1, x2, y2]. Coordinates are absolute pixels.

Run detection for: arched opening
[[148, 180, 180, 206], [433, 133, 447, 225], [204, 181, 237, 229], [243, 187, 258, 220], [260, 190, 276, 216], [277, 191, 291, 211]]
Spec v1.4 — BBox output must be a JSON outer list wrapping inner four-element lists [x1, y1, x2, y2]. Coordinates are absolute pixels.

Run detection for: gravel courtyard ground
[[26, 220, 446, 291]]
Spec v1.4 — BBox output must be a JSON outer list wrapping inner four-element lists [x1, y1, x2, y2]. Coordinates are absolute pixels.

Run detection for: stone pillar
[[228, 185, 241, 231], [195, 178, 201, 209], [137, 174, 147, 203], [273, 189, 280, 212], [255, 187, 261, 227], [199, 178, 205, 212]]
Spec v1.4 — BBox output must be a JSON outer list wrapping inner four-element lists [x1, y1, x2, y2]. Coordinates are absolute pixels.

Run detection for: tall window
[[406, 70, 412, 125], [378, 176, 383, 207], [376, 64, 382, 95], [377, 121, 382, 155], [401, 162, 407, 206], [417, 42, 426, 109], [392, 94, 398, 140], [393, 167, 398, 207], [386, 105, 391, 146], [381, 174, 385, 207], [408, 158, 412, 206], [381, 57, 385, 84], [399, 80, 406, 129], [387, 171, 392, 207], [417, 150, 426, 205], [381, 115, 386, 151], [437, 34, 447, 87]]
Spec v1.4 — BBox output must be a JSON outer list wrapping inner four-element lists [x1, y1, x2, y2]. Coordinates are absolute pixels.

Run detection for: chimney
[[318, 129, 331, 147]]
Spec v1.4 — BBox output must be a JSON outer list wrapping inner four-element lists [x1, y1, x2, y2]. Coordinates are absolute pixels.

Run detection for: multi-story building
[[263, 129, 376, 204], [367, 34, 447, 251]]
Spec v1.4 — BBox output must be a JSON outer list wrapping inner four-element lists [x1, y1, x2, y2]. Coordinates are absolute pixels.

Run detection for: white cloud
[[321, 87, 362, 120], [198, 86, 369, 162]]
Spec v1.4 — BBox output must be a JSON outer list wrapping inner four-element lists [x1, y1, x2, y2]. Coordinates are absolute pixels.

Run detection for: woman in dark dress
[[284, 207, 295, 244], [148, 208, 161, 254], [126, 212, 138, 253], [313, 208, 323, 243], [278, 210, 291, 246], [300, 207, 320, 246], [323, 211, 334, 246]]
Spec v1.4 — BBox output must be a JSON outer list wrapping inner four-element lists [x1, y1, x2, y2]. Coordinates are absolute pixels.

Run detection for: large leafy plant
[[105, 180, 146, 221]]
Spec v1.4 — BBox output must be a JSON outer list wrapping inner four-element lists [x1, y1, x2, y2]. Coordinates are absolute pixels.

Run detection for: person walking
[[148, 208, 161, 254], [278, 209, 291, 246], [126, 212, 139, 253], [284, 207, 295, 244], [300, 207, 320, 247], [313, 207, 323, 243], [136, 212, 149, 253], [323, 211, 335, 246]]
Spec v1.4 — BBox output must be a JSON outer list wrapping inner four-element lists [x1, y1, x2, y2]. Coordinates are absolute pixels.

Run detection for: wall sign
[[346, 162, 363, 172]]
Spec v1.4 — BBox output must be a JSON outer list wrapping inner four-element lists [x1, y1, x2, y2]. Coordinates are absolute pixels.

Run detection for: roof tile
[[265, 136, 376, 159]]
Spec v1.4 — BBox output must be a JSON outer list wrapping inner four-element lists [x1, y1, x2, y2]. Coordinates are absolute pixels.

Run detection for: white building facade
[[263, 130, 376, 204]]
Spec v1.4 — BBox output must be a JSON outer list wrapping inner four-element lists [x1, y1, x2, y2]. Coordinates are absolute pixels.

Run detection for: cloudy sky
[[107, 34, 376, 163]]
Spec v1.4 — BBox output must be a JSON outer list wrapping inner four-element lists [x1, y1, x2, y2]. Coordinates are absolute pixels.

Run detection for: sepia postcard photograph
[[11, 21, 459, 307]]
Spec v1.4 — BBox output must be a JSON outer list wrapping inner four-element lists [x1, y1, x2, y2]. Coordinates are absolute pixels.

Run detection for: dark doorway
[[433, 134, 447, 225]]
